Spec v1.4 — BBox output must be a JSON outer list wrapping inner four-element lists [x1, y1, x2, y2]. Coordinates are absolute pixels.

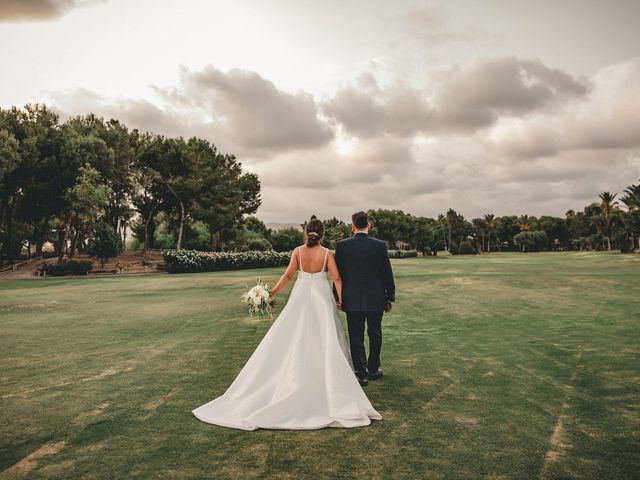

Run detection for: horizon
[[2, 0, 639, 222]]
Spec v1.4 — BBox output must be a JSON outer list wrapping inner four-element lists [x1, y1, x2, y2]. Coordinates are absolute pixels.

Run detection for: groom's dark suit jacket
[[333, 232, 396, 312]]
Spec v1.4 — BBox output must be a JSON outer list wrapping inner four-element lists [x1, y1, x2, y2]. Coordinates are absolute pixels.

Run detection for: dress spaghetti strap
[[322, 247, 329, 272], [298, 246, 304, 272]]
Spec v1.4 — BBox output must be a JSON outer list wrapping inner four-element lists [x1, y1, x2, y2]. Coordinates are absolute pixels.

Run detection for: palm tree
[[518, 215, 531, 232], [437, 213, 447, 250], [620, 181, 640, 252], [598, 191, 618, 251], [484, 214, 496, 253], [471, 218, 485, 253]]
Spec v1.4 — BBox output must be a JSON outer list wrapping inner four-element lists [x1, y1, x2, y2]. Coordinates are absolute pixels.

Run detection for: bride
[[192, 217, 382, 430]]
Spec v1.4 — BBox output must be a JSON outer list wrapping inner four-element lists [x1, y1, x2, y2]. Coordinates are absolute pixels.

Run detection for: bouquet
[[241, 279, 274, 318]]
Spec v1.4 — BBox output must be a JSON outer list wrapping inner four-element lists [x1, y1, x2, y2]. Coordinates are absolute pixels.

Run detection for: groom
[[334, 211, 396, 387]]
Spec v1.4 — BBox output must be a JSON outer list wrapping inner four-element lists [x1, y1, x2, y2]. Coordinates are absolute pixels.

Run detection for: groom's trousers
[[345, 311, 383, 377]]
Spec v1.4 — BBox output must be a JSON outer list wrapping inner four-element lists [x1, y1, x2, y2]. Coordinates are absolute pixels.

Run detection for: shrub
[[40, 260, 93, 276], [163, 249, 291, 274], [459, 240, 477, 255], [432, 240, 445, 255], [88, 223, 123, 267], [449, 241, 459, 255], [388, 249, 418, 258]]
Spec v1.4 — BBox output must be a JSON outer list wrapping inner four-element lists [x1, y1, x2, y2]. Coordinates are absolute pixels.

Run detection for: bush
[[388, 249, 418, 258], [449, 241, 459, 255], [432, 240, 445, 255], [40, 260, 93, 276], [163, 249, 291, 273], [459, 240, 477, 255], [88, 223, 123, 267]]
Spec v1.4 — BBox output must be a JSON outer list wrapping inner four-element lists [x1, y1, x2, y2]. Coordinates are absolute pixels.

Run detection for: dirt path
[[0, 257, 51, 279], [0, 252, 165, 279]]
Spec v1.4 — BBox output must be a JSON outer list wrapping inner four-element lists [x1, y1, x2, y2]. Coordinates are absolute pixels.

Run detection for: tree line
[[233, 187, 640, 255], [0, 104, 260, 263], [2, 104, 638, 264]]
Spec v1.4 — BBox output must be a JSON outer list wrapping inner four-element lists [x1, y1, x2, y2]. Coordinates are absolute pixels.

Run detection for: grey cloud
[[0, 0, 104, 22], [161, 66, 334, 153], [491, 57, 640, 158], [323, 57, 589, 138], [48, 88, 198, 139], [245, 127, 638, 224], [434, 57, 589, 128], [322, 75, 432, 138], [48, 64, 335, 155]]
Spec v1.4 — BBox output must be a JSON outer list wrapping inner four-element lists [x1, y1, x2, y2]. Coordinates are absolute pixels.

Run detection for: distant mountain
[[266, 222, 303, 231]]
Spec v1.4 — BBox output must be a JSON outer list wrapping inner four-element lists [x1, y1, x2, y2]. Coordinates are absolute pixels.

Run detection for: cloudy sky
[[2, 0, 639, 223]]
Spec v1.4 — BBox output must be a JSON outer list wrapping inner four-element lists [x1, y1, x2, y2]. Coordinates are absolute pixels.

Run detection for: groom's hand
[[336, 301, 342, 311], [385, 301, 393, 313]]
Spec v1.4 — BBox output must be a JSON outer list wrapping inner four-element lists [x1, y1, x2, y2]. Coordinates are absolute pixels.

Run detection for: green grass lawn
[[1, 252, 639, 479]]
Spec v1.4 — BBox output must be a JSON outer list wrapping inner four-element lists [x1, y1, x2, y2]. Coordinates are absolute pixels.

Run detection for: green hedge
[[388, 249, 418, 258], [164, 248, 418, 274], [40, 260, 93, 276], [163, 249, 292, 273], [458, 241, 477, 255]]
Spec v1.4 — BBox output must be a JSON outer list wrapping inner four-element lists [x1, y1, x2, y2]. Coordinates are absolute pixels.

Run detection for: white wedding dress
[[192, 246, 382, 430]]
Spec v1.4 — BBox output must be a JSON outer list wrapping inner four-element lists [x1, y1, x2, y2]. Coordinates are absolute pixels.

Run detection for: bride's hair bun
[[305, 218, 324, 247]]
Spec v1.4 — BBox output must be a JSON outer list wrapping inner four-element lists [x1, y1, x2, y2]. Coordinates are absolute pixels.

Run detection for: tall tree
[[445, 208, 469, 249], [190, 138, 261, 251], [55, 123, 113, 260], [484, 214, 496, 253], [518, 215, 532, 232], [0, 105, 63, 261], [140, 136, 197, 249], [537, 216, 568, 250], [620, 181, 640, 252], [62, 164, 113, 260], [471, 217, 485, 253], [598, 191, 618, 251]]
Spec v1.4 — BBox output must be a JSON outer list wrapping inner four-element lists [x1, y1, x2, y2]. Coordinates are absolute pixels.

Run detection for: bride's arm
[[269, 248, 299, 300], [326, 251, 343, 309]]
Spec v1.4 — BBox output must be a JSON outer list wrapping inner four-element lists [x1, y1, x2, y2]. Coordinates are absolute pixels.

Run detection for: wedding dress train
[[192, 247, 382, 430]]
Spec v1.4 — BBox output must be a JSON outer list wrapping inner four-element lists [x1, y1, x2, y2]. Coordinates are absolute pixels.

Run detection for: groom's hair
[[352, 211, 369, 229]]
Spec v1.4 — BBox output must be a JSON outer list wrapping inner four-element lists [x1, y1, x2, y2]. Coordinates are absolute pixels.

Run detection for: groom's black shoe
[[368, 368, 383, 381], [356, 374, 369, 387]]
